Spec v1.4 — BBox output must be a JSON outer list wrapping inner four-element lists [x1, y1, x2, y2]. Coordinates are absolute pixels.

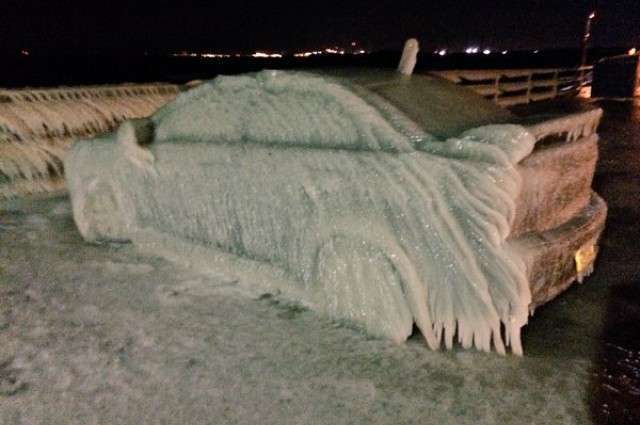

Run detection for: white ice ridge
[[66, 70, 536, 354]]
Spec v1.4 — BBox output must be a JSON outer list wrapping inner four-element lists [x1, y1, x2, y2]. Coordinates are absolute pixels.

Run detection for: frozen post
[[579, 11, 596, 86], [397, 38, 419, 76]]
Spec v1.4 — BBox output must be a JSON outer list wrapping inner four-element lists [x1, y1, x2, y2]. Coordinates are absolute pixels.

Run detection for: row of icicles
[[0, 83, 180, 198]]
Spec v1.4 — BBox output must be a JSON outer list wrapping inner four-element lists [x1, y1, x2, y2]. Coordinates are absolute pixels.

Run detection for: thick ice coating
[[65, 71, 535, 354]]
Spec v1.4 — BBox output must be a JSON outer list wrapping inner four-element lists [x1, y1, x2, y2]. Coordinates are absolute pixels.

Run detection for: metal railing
[[431, 66, 593, 106]]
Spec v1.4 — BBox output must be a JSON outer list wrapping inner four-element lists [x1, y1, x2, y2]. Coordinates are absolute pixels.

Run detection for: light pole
[[580, 10, 596, 85]]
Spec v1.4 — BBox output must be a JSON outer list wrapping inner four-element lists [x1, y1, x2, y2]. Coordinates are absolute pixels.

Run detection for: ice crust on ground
[[0, 194, 605, 424], [66, 71, 535, 354]]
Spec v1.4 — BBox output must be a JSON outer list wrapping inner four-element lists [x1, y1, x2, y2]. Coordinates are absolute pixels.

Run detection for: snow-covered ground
[[1, 98, 639, 424], [0, 196, 596, 425]]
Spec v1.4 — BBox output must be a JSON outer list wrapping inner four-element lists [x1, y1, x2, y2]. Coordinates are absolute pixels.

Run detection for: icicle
[[528, 108, 602, 143]]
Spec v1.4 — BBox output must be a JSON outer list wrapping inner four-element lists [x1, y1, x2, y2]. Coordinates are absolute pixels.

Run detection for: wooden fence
[[431, 66, 593, 106]]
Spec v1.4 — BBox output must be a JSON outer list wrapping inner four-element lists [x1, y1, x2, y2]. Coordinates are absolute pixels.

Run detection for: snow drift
[[66, 70, 535, 354]]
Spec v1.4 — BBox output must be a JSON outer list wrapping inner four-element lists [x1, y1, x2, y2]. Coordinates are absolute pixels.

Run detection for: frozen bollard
[[398, 38, 419, 76]]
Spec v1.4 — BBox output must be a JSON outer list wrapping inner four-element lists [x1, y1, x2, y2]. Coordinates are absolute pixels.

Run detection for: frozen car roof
[[319, 68, 514, 139]]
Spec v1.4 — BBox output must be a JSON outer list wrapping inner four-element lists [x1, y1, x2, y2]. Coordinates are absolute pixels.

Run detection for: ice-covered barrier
[[66, 71, 537, 354], [0, 83, 179, 198], [527, 109, 602, 143]]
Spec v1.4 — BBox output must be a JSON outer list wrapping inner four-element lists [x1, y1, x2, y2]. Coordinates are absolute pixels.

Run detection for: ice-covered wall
[[66, 71, 536, 354], [0, 84, 179, 198]]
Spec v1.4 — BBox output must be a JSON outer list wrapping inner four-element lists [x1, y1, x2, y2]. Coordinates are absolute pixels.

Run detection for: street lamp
[[580, 10, 596, 85]]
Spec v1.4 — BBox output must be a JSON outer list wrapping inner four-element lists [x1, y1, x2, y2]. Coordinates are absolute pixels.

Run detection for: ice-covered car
[[65, 68, 606, 355]]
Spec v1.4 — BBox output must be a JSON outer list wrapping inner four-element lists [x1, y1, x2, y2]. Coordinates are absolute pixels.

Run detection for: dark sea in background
[[0, 47, 630, 88]]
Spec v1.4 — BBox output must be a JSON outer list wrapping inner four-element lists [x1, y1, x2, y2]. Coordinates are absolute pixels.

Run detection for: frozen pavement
[[1, 99, 639, 424]]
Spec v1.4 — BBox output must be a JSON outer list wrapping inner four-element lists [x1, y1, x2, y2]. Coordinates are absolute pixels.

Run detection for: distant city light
[[293, 52, 312, 57], [252, 52, 282, 58], [437, 49, 447, 56], [465, 47, 479, 54], [589, 11, 596, 19], [501, 50, 508, 55], [482, 48, 491, 55], [322, 48, 346, 55], [293, 48, 364, 58], [201, 53, 231, 58], [172, 51, 232, 59], [533, 49, 540, 54], [20, 49, 30, 56], [629, 47, 637, 55], [172, 46, 368, 60], [172, 51, 197, 57]]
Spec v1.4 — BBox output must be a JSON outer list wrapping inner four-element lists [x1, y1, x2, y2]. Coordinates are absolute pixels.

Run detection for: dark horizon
[[2, 0, 638, 54]]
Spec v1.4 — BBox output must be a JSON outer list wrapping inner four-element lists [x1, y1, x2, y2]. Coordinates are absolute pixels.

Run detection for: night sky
[[1, 0, 638, 52]]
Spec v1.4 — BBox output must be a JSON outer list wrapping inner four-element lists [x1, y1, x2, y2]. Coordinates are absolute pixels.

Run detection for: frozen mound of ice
[[65, 70, 535, 354]]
